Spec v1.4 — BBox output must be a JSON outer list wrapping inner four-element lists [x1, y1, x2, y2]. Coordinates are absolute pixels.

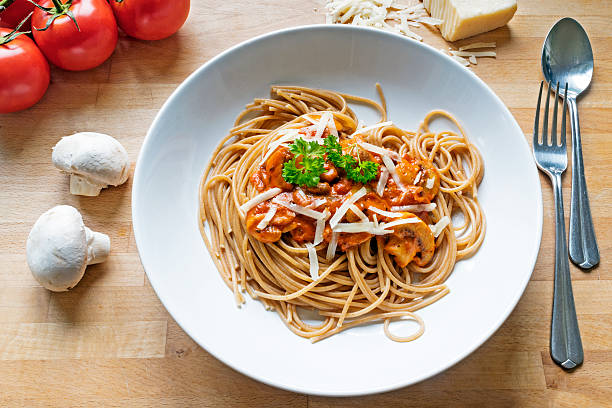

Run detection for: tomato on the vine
[[109, 0, 189, 41], [31, 0, 117, 71], [0, 26, 50, 113]]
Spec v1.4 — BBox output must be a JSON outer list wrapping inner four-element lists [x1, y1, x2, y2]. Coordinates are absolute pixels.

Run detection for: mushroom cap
[[26, 205, 88, 291], [52, 132, 130, 187]]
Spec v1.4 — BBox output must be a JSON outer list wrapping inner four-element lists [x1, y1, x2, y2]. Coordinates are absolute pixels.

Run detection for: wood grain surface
[[1, 1, 610, 406]]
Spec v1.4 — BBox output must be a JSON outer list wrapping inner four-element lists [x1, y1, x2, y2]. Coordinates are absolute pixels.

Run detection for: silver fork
[[533, 81, 583, 369]]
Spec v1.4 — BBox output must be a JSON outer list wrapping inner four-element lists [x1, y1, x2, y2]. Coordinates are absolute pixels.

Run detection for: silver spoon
[[542, 17, 600, 270]]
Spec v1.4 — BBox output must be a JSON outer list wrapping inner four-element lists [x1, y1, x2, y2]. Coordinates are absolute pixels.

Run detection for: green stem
[[50, 0, 63, 10]]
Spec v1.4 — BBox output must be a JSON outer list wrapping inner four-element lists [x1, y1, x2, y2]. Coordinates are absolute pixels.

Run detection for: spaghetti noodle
[[199, 85, 485, 342]]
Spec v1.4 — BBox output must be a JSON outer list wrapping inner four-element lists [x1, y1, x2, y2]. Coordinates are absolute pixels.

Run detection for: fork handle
[[567, 97, 600, 269], [550, 172, 583, 369]]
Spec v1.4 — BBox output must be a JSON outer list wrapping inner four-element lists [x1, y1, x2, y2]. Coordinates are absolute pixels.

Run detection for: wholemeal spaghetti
[[199, 85, 485, 342]]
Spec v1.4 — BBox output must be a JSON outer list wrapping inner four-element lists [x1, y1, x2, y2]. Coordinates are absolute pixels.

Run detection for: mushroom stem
[[84, 227, 110, 265], [70, 175, 103, 196]]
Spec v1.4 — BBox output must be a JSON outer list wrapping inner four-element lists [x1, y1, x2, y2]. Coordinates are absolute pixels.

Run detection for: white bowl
[[132, 25, 542, 396]]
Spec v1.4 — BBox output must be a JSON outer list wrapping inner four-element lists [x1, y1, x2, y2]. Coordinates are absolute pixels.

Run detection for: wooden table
[[1, 1, 610, 406]]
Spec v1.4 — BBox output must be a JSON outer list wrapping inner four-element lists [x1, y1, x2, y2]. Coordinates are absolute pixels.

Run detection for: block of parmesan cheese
[[423, 0, 517, 42]]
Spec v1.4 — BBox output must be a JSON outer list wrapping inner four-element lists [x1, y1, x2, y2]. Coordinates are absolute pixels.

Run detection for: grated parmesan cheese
[[325, 0, 436, 41], [380, 217, 420, 231], [413, 171, 422, 185], [358, 141, 401, 161], [382, 155, 406, 192], [440, 42, 497, 67], [391, 203, 437, 212], [459, 42, 496, 51], [376, 166, 389, 197], [314, 209, 331, 245], [239, 188, 283, 213], [260, 130, 299, 165], [430, 215, 451, 237], [326, 232, 339, 260], [349, 204, 369, 222], [368, 206, 403, 218], [256, 205, 278, 230], [425, 176, 435, 189], [306, 243, 320, 280], [329, 187, 368, 228], [352, 121, 394, 137], [315, 111, 332, 139], [272, 197, 327, 220]]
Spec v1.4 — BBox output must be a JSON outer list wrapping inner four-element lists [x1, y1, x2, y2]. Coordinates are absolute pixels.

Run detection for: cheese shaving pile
[[324, 1, 497, 68], [325, 0, 441, 41], [439, 42, 497, 67]]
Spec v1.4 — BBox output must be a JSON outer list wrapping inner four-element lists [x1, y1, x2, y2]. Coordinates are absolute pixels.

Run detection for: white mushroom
[[26, 205, 110, 292], [52, 132, 130, 196]]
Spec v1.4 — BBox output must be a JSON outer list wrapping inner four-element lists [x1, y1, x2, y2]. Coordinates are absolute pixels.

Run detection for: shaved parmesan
[[391, 203, 437, 212], [382, 155, 406, 192], [256, 206, 277, 230], [260, 130, 299, 164], [326, 232, 339, 260], [329, 187, 367, 228], [358, 141, 401, 161], [368, 206, 403, 218], [426, 177, 435, 189], [459, 42, 496, 51], [328, 113, 339, 137], [451, 50, 496, 58], [376, 166, 389, 197], [349, 204, 368, 222], [308, 198, 327, 209], [315, 111, 332, 139], [352, 121, 393, 137], [413, 171, 422, 185], [333, 222, 392, 235], [333, 221, 378, 233], [381, 217, 420, 231], [430, 215, 451, 237], [306, 243, 320, 280], [450, 54, 470, 66], [314, 209, 330, 246], [240, 188, 282, 213], [469, 55, 477, 65], [272, 198, 326, 220]]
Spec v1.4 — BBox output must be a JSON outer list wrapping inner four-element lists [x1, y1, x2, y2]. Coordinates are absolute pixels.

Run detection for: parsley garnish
[[281, 138, 326, 187], [324, 135, 379, 183], [347, 160, 379, 183], [281, 135, 379, 187]]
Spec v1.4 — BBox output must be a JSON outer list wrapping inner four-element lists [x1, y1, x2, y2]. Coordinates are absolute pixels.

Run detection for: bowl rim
[[132, 23, 543, 396]]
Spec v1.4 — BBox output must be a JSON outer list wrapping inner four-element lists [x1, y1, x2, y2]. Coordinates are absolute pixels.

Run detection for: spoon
[[542, 17, 600, 269]]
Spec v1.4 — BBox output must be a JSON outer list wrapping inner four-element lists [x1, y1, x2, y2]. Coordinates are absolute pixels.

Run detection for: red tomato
[[0, 28, 50, 113], [32, 0, 117, 71], [0, 0, 35, 30], [110, 0, 189, 41]]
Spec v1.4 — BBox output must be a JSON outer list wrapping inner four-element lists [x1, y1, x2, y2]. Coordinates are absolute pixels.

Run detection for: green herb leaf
[[347, 160, 379, 183], [324, 135, 379, 183], [282, 138, 326, 187]]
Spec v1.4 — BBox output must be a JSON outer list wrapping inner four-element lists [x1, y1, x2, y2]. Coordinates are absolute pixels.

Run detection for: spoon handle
[[567, 97, 600, 269]]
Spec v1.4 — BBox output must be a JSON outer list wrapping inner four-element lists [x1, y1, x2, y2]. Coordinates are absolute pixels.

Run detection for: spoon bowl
[[542, 17, 593, 98]]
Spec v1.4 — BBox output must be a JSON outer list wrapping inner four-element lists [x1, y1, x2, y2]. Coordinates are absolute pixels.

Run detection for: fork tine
[[561, 82, 568, 147], [551, 82, 560, 146], [534, 81, 543, 146], [542, 81, 551, 146]]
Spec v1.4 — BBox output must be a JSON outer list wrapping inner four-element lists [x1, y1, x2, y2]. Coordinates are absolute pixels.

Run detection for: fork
[[533, 81, 584, 369]]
